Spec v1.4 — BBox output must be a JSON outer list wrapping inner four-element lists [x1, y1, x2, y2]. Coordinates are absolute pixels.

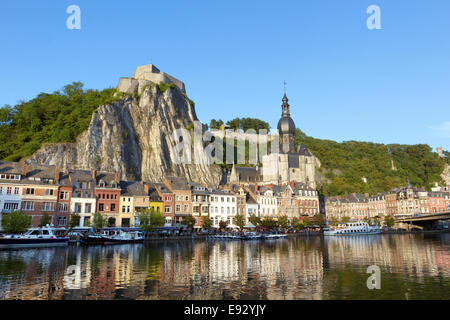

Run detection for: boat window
[[42, 230, 49, 235], [30, 230, 41, 235]]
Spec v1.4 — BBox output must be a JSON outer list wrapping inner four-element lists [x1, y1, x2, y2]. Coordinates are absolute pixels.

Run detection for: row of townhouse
[[325, 185, 450, 221], [0, 160, 321, 230]]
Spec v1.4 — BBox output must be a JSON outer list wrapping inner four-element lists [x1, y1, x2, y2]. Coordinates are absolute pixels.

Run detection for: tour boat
[[263, 233, 288, 240], [0, 226, 69, 249], [324, 222, 381, 236], [100, 228, 145, 244]]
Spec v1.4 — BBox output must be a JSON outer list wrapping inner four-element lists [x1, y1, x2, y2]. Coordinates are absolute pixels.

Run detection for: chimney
[[144, 183, 149, 194], [289, 181, 295, 190], [22, 162, 27, 177], [91, 169, 96, 180], [255, 183, 258, 192], [55, 166, 60, 182], [115, 172, 120, 183]]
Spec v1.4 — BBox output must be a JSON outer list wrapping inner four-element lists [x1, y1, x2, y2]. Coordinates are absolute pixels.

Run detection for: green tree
[[278, 216, 289, 229], [313, 214, 325, 227], [329, 216, 339, 227], [91, 212, 108, 231], [1, 211, 32, 234], [68, 213, 81, 230], [0, 82, 120, 161], [303, 218, 311, 229], [292, 218, 305, 231], [384, 215, 395, 228], [39, 213, 52, 227], [234, 214, 245, 230], [261, 218, 278, 230], [183, 215, 196, 229], [341, 216, 350, 224], [219, 221, 228, 231], [209, 119, 224, 130], [137, 210, 152, 234], [150, 209, 165, 229], [373, 217, 381, 227], [248, 214, 261, 227], [202, 217, 213, 230]]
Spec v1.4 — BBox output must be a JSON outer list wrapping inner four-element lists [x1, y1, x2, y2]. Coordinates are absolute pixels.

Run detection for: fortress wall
[[117, 78, 139, 95]]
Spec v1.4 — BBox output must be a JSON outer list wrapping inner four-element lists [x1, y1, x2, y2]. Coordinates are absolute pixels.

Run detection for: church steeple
[[282, 93, 290, 117], [277, 89, 296, 154]]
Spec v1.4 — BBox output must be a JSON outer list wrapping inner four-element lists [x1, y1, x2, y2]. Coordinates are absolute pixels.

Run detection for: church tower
[[277, 93, 296, 153]]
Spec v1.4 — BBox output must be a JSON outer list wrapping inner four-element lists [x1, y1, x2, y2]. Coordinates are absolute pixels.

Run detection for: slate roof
[[120, 181, 148, 197]]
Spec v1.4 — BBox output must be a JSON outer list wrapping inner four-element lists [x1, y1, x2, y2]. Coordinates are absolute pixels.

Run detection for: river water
[[0, 233, 449, 300]]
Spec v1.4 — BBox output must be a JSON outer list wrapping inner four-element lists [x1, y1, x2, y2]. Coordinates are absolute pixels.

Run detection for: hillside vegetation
[[1, 83, 447, 197], [0, 82, 119, 162], [295, 129, 447, 196]]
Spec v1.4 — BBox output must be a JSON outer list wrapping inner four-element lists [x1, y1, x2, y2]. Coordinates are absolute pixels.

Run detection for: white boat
[[324, 222, 381, 236], [100, 228, 145, 244], [0, 226, 69, 249]]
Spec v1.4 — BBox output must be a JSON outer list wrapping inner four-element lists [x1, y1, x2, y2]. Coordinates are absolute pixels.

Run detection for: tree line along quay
[[0, 160, 449, 235]]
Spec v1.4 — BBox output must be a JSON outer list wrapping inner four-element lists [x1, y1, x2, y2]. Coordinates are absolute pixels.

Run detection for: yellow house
[[119, 181, 149, 227], [148, 184, 163, 214]]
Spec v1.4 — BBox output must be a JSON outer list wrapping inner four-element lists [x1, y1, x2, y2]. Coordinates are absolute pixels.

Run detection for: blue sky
[[1, 0, 449, 151]]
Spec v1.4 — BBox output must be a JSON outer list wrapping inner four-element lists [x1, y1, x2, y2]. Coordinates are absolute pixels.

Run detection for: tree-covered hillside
[[0, 82, 120, 162], [295, 129, 448, 196], [1, 84, 447, 197]]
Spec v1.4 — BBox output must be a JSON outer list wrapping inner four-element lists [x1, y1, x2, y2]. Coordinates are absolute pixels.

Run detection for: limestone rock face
[[442, 164, 450, 186], [28, 85, 222, 188]]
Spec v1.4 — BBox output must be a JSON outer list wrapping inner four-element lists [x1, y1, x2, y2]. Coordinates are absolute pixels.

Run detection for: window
[[75, 203, 82, 213], [111, 204, 116, 212], [14, 188, 19, 195], [60, 192, 69, 200], [85, 203, 92, 213], [7, 187, 12, 195], [23, 201, 34, 211], [164, 206, 172, 213], [176, 204, 181, 212], [4, 202, 19, 212], [45, 189, 54, 196], [58, 216, 67, 226], [122, 206, 126, 213], [59, 203, 68, 212], [43, 202, 54, 211], [184, 204, 189, 212], [99, 203, 104, 212]]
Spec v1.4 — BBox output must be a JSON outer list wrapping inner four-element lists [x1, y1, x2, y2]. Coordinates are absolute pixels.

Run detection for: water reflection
[[0, 234, 449, 300]]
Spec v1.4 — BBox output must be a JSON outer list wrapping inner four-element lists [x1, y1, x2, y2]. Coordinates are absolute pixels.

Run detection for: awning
[[244, 222, 256, 228]]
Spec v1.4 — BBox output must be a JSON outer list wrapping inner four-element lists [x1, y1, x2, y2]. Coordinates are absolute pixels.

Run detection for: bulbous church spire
[[277, 90, 296, 153]]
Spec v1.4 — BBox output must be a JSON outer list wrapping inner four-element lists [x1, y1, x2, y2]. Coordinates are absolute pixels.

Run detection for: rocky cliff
[[442, 164, 450, 186], [28, 85, 223, 188]]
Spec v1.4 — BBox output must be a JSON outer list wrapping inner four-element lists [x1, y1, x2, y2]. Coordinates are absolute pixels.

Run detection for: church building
[[229, 93, 318, 189]]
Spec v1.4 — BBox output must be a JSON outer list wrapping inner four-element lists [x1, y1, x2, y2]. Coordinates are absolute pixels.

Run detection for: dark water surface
[[0, 234, 449, 300]]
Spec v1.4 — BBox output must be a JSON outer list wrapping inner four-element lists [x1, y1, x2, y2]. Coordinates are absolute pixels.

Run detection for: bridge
[[395, 212, 450, 230]]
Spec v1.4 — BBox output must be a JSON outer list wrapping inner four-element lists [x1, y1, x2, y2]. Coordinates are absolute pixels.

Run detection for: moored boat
[[324, 222, 381, 236], [0, 226, 69, 249], [100, 228, 145, 244]]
